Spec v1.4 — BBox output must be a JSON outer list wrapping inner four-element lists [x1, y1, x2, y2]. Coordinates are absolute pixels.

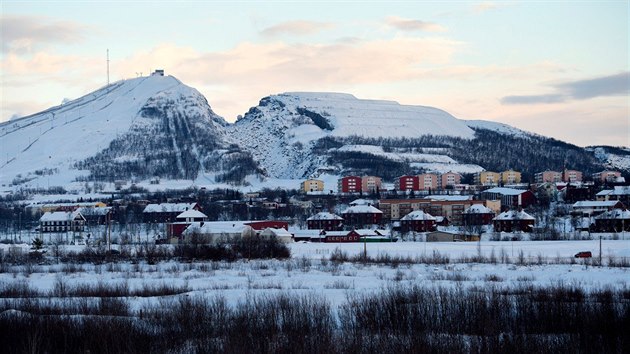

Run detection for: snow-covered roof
[[612, 186, 630, 196], [143, 203, 197, 213], [426, 195, 471, 201], [493, 210, 534, 221], [27, 201, 106, 209], [596, 190, 613, 196], [483, 187, 527, 196], [573, 201, 620, 208], [183, 221, 252, 235], [464, 204, 494, 214], [342, 205, 383, 214], [349, 199, 376, 206], [401, 210, 436, 221], [307, 212, 343, 221], [354, 229, 387, 236], [176, 209, 207, 219], [291, 229, 324, 237], [595, 209, 630, 220], [323, 231, 352, 237], [40, 211, 84, 222], [262, 228, 293, 237]]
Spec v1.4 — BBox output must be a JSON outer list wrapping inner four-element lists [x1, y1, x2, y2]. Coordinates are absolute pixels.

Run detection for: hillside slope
[[0, 75, 258, 190], [231, 92, 477, 179]]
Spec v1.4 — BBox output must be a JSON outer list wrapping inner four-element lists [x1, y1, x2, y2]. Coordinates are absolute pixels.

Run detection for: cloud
[[260, 20, 334, 37], [556, 72, 629, 100], [385, 16, 447, 32], [473, 2, 501, 13], [1, 15, 89, 54], [501, 72, 630, 105], [501, 94, 566, 105]]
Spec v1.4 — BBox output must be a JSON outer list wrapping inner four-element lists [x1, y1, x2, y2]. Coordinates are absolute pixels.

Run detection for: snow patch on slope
[[466, 120, 531, 137]]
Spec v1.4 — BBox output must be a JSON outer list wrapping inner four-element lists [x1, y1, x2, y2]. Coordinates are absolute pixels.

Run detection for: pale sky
[[1, 1, 628, 147]]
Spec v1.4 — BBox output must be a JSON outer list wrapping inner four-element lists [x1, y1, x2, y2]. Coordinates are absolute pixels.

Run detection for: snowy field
[[1, 240, 628, 309]]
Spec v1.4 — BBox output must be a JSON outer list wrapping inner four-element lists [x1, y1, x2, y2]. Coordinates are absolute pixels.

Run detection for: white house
[[39, 211, 86, 233]]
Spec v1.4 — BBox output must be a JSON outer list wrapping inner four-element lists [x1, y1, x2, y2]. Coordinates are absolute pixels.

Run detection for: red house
[[400, 210, 437, 232], [338, 176, 362, 193], [594, 209, 630, 232], [167, 209, 208, 237], [397, 175, 420, 192], [342, 205, 383, 228], [307, 212, 343, 231], [319, 230, 361, 243], [462, 204, 495, 225], [493, 210, 535, 232]]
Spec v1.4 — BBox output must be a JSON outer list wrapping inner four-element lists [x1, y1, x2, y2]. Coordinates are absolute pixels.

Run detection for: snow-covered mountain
[[0, 75, 618, 193], [0, 75, 257, 191], [230, 92, 479, 179]]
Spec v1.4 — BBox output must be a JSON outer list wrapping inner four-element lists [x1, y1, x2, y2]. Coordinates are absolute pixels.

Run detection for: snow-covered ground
[[1, 240, 627, 309]]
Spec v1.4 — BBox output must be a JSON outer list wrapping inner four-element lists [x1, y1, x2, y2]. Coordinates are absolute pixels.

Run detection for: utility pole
[[599, 235, 602, 266]]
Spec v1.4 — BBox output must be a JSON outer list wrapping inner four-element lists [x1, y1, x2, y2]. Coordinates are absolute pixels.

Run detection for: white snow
[[465, 119, 533, 137], [307, 212, 343, 221], [464, 204, 494, 214], [483, 187, 527, 195], [494, 210, 535, 220], [342, 205, 383, 214], [0, 75, 223, 190], [176, 209, 207, 219], [400, 210, 436, 220], [0, 240, 628, 311]]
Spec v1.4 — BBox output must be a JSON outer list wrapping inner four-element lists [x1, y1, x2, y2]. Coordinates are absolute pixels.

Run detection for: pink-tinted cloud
[[385, 16, 447, 32], [260, 20, 335, 37], [473, 2, 501, 14]]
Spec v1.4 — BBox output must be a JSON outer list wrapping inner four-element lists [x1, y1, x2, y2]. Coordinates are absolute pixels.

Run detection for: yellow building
[[301, 179, 324, 193], [474, 171, 501, 186], [500, 169, 522, 184]]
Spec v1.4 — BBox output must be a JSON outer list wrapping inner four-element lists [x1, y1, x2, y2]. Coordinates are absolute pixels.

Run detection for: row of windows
[[42, 221, 72, 226], [42, 226, 84, 232]]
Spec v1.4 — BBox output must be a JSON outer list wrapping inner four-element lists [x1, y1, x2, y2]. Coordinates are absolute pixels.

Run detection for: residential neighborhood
[[2, 167, 626, 247]]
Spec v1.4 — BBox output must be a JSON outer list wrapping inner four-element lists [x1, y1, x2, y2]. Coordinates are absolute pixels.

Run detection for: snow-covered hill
[[465, 120, 532, 138], [231, 92, 478, 178], [0, 75, 257, 191], [588, 146, 630, 172], [0, 76, 614, 194]]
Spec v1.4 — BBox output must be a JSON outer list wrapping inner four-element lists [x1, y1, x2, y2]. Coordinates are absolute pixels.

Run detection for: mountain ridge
[[0, 75, 625, 192]]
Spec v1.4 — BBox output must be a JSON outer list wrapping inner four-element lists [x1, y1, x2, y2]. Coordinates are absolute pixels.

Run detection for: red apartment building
[[338, 176, 362, 193], [397, 175, 420, 192]]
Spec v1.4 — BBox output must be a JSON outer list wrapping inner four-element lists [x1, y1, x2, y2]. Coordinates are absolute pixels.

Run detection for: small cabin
[[152, 69, 165, 76]]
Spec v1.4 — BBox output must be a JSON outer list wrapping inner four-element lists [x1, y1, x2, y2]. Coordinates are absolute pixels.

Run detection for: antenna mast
[[107, 49, 110, 85]]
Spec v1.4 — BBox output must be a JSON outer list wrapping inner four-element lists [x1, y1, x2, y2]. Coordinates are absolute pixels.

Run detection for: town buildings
[[399, 210, 437, 232], [493, 209, 535, 232], [39, 211, 86, 233], [338, 176, 362, 193], [500, 170, 521, 184], [475, 171, 501, 186], [301, 179, 325, 193], [307, 212, 344, 231], [592, 170, 622, 183]]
